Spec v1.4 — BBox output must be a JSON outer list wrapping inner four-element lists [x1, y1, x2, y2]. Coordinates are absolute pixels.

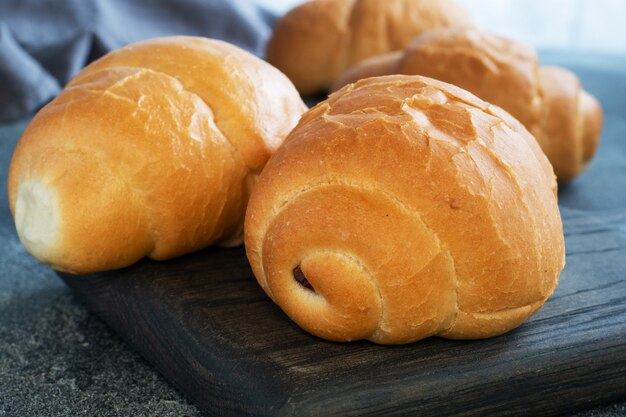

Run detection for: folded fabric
[[0, 0, 276, 121]]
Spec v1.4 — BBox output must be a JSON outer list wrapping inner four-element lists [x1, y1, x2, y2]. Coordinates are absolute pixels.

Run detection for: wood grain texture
[[60, 56, 626, 416], [60, 207, 626, 416]]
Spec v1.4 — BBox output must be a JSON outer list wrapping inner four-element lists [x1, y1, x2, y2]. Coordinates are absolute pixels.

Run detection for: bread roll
[[334, 29, 603, 180], [266, 0, 473, 95], [245, 75, 565, 344], [8, 36, 306, 274]]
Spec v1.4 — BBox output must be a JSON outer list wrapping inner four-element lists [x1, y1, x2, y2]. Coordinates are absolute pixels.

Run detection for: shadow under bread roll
[[8, 36, 307, 275], [245, 75, 565, 344]]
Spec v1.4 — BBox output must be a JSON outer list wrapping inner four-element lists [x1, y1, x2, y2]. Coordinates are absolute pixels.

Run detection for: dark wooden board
[[60, 208, 626, 416], [61, 55, 626, 416]]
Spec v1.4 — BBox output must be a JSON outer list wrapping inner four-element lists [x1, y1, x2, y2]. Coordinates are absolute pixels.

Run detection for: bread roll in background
[[266, 0, 473, 95], [245, 75, 565, 344], [334, 29, 603, 180], [8, 36, 307, 275]]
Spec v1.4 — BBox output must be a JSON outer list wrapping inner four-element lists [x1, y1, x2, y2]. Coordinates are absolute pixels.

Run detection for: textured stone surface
[[0, 117, 200, 417]]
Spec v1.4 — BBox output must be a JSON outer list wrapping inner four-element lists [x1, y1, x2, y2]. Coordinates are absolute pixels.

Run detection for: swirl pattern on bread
[[245, 75, 565, 344]]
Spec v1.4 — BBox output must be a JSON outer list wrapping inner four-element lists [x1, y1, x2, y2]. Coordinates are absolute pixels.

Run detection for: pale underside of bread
[[245, 75, 565, 344]]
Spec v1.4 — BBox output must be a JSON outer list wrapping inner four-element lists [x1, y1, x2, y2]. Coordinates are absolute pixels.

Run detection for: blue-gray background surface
[[0, 0, 274, 120], [1, 0, 625, 416]]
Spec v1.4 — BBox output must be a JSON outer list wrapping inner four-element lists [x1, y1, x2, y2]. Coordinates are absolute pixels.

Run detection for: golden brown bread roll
[[266, 0, 473, 95], [333, 28, 603, 180], [8, 36, 306, 274], [245, 75, 565, 344]]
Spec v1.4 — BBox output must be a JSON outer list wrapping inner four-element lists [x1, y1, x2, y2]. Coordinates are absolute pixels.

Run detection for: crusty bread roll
[[266, 0, 473, 95], [245, 75, 565, 344], [8, 36, 306, 274], [334, 29, 603, 180]]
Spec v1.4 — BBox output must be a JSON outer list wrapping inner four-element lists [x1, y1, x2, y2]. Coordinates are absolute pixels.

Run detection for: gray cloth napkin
[[0, 0, 276, 121]]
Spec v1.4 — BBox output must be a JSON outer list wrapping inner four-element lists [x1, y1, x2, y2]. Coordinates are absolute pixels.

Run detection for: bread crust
[[334, 29, 603, 180], [245, 75, 565, 344], [266, 0, 473, 94], [8, 37, 306, 274]]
